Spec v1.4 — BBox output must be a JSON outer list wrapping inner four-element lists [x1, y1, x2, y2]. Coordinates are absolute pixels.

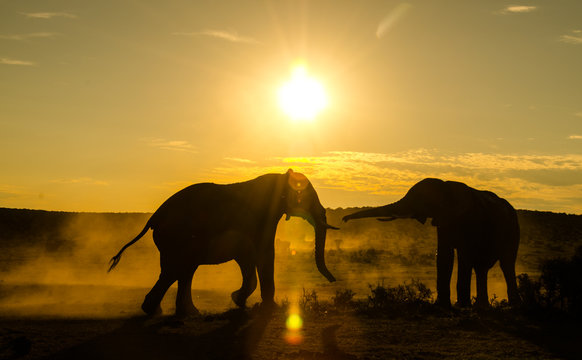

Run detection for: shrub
[[299, 288, 320, 313], [517, 246, 582, 315], [540, 246, 582, 313], [332, 289, 356, 310], [367, 279, 432, 310], [517, 273, 543, 310]]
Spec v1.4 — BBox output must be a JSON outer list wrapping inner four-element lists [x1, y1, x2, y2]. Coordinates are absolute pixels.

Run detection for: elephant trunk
[[343, 201, 404, 222], [314, 225, 336, 282]]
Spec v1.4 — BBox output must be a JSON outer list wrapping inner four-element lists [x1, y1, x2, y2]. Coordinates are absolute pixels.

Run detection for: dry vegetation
[[1, 207, 581, 359]]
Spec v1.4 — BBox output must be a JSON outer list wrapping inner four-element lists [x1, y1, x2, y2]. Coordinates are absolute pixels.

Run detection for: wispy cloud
[[376, 3, 412, 39], [569, 135, 582, 140], [0, 184, 25, 200], [21, 12, 77, 19], [173, 30, 260, 44], [142, 138, 197, 153], [224, 157, 255, 164], [559, 30, 582, 44], [51, 178, 109, 186], [210, 149, 582, 213], [0, 57, 36, 66], [0, 32, 58, 41], [500, 5, 537, 14]]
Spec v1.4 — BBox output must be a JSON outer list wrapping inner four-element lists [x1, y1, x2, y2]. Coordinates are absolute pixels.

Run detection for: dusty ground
[[1, 285, 580, 360], [1, 210, 580, 359]]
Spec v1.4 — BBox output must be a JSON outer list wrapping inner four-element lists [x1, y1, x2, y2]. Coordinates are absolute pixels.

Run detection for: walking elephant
[[108, 169, 337, 317], [342, 178, 520, 307]]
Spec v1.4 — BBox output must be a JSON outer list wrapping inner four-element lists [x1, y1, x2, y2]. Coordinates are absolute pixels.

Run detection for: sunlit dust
[[278, 66, 328, 121]]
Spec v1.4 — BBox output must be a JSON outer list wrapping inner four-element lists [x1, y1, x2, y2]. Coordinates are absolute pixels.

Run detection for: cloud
[[0, 184, 25, 200], [500, 5, 537, 14], [0, 57, 36, 66], [575, 111, 582, 118], [559, 30, 582, 44], [21, 12, 77, 19], [224, 157, 256, 164], [569, 135, 582, 140], [0, 32, 58, 40], [209, 149, 582, 213], [142, 138, 197, 153], [50, 178, 109, 186], [173, 30, 260, 44], [376, 3, 412, 39]]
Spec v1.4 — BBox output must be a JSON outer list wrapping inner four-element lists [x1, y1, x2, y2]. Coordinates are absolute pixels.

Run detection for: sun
[[278, 66, 328, 121]]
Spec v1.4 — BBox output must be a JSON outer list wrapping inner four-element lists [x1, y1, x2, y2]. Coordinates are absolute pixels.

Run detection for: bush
[[517, 246, 582, 315], [517, 273, 543, 309], [367, 279, 432, 310], [299, 288, 321, 313], [332, 289, 356, 310]]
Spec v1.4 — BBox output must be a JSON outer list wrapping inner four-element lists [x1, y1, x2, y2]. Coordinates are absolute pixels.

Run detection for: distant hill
[[0, 208, 150, 253]]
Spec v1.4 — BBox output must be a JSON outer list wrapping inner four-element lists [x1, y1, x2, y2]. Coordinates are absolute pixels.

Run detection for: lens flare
[[286, 313, 303, 330], [284, 308, 304, 345]]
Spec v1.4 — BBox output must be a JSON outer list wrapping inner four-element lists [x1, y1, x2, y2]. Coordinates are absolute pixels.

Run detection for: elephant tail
[[107, 220, 152, 272]]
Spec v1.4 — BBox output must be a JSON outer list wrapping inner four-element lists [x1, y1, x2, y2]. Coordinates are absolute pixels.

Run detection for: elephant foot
[[454, 300, 472, 308], [141, 302, 163, 316], [473, 299, 490, 309], [435, 297, 451, 309], [175, 305, 200, 319], [508, 294, 522, 307], [259, 299, 277, 311], [231, 290, 248, 308]]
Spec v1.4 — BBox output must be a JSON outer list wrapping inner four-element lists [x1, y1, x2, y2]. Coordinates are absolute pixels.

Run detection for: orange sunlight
[[277, 65, 328, 121]]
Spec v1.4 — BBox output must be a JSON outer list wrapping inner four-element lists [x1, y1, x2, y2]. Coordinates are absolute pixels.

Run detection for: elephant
[[108, 169, 337, 317], [342, 178, 520, 307]]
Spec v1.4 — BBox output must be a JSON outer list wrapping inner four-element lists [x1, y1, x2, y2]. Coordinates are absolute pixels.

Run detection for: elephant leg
[[500, 257, 520, 306], [257, 248, 275, 306], [175, 266, 199, 318], [435, 237, 454, 307], [142, 271, 175, 316], [474, 266, 490, 307], [456, 254, 472, 307], [231, 257, 257, 308]]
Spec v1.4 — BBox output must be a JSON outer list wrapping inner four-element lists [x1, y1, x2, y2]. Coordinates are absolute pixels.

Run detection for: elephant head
[[282, 169, 338, 282], [343, 178, 472, 227]]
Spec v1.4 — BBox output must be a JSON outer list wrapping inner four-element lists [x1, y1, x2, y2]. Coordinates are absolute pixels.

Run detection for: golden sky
[[1, 1, 581, 213]]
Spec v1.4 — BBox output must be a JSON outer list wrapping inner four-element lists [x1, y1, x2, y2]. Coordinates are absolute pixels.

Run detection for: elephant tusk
[[325, 223, 340, 230]]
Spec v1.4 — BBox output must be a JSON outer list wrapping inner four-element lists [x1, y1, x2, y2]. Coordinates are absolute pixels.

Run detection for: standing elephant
[[342, 178, 520, 307], [109, 169, 337, 317]]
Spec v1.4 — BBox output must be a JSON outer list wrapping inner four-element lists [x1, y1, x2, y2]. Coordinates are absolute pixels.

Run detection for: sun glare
[[278, 66, 328, 121]]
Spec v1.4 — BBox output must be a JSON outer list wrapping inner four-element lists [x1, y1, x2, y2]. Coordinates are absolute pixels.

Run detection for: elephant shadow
[[44, 307, 273, 360]]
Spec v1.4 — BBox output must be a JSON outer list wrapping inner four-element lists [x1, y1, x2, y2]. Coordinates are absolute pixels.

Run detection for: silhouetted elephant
[[343, 178, 520, 307], [109, 169, 337, 316]]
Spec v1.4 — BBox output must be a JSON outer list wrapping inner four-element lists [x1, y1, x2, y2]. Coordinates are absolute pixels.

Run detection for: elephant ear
[[431, 181, 474, 227], [286, 169, 309, 204], [287, 169, 308, 191]]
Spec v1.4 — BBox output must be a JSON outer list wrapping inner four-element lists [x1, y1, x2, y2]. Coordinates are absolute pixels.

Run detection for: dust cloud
[[0, 208, 562, 318]]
